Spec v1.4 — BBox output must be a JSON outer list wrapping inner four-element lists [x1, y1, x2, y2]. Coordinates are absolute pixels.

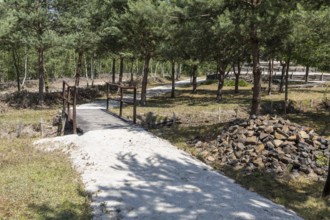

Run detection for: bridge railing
[[62, 80, 77, 134], [106, 83, 137, 124]]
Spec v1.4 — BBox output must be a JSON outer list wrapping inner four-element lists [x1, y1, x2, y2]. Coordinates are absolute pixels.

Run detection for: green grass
[[0, 108, 91, 219]]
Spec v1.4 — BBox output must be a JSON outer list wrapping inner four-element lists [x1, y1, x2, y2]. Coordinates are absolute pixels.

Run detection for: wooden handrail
[[106, 82, 137, 124], [62, 80, 77, 134]]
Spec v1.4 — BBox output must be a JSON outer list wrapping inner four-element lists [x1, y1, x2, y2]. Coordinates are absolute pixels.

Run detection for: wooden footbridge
[[62, 81, 137, 134]]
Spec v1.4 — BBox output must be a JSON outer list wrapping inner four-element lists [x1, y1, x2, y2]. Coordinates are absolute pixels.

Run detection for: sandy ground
[[35, 127, 302, 220]]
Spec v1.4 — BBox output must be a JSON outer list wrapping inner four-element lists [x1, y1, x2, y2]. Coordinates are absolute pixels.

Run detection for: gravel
[[35, 126, 302, 220]]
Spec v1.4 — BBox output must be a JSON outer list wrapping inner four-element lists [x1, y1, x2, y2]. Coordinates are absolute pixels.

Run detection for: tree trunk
[[176, 63, 180, 80], [250, 24, 261, 116], [140, 54, 150, 106], [161, 62, 165, 78], [130, 59, 134, 85], [12, 48, 21, 92], [234, 61, 241, 94], [38, 47, 45, 105], [154, 61, 159, 77], [136, 59, 139, 76], [171, 61, 175, 98], [192, 64, 198, 93], [268, 59, 273, 95], [112, 58, 116, 83], [279, 61, 286, 93], [284, 57, 291, 114], [75, 51, 83, 87], [322, 157, 330, 198], [21, 48, 28, 89], [305, 65, 309, 83], [217, 69, 225, 101], [91, 57, 94, 87], [119, 56, 124, 83], [150, 59, 153, 76], [84, 54, 89, 87]]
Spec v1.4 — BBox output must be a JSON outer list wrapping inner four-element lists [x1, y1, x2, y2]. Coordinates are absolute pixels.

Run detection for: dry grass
[[0, 107, 91, 220]]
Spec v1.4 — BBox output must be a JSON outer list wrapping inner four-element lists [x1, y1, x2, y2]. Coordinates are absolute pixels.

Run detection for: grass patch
[[0, 107, 91, 219]]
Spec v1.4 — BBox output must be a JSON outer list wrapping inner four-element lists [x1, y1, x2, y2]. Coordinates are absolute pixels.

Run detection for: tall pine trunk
[[250, 24, 261, 115], [21, 48, 28, 89], [130, 59, 134, 85], [140, 54, 150, 106], [305, 65, 310, 83], [112, 58, 116, 83], [171, 61, 175, 98], [12, 48, 21, 92], [268, 59, 273, 95], [38, 47, 45, 105], [191, 64, 198, 93], [119, 57, 124, 83], [75, 51, 83, 87], [284, 57, 291, 114], [279, 61, 286, 93], [217, 69, 225, 101], [234, 61, 241, 94], [84, 54, 89, 87]]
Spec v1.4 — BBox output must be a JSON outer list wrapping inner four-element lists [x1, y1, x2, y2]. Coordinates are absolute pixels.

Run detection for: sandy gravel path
[[35, 126, 302, 220]]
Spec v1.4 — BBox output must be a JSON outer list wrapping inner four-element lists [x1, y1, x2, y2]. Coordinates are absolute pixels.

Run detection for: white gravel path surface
[[35, 127, 302, 220]]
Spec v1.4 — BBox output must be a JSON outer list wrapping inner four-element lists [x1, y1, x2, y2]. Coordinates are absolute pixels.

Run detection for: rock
[[274, 123, 283, 129], [273, 139, 283, 148], [201, 150, 209, 157], [246, 136, 257, 145], [275, 148, 285, 155], [236, 142, 245, 150], [246, 130, 255, 137], [213, 116, 329, 178], [259, 132, 269, 141], [299, 130, 310, 139], [234, 150, 243, 158], [264, 126, 274, 134], [282, 146, 292, 154], [207, 156, 215, 162], [266, 141, 275, 150], [253, 157, 264, 168], [274, 131, 287, 140], [237, 134, 246, 142], [314, 168, 325, 175], [282, 125, 289, 134], [195, 141, 203, 148], [280, 156, 292, 164], [288, 135, 297, 141], [256, 143, 265, 153], [300, 165, 310, 174]]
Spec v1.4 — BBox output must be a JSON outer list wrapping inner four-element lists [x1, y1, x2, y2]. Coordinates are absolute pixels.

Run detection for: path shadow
[[91, 152, 300, 219]]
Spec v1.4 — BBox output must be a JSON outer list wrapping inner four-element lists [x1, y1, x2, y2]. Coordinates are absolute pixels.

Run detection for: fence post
[[119, 87, 123, 117], [62, 81, 66, 113], [67, 87, 71, 121], [106, 83, 109, 110], [73, 86, 77, 134], [133, 87, 137, 124]]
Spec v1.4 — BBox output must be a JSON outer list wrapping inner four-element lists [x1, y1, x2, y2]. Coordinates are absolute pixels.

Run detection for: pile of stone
[[216, 115, 329, 177]]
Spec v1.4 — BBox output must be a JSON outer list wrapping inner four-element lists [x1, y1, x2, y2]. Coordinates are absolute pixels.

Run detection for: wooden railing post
[[72, 86, 77, 134], [67, 87, 71, 121], [119, 87, 123, 117], [106, 83, 109, 110], [62, 81, 66, 113], [106, 83, 137, 124], [133, 87, 137, 124]]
